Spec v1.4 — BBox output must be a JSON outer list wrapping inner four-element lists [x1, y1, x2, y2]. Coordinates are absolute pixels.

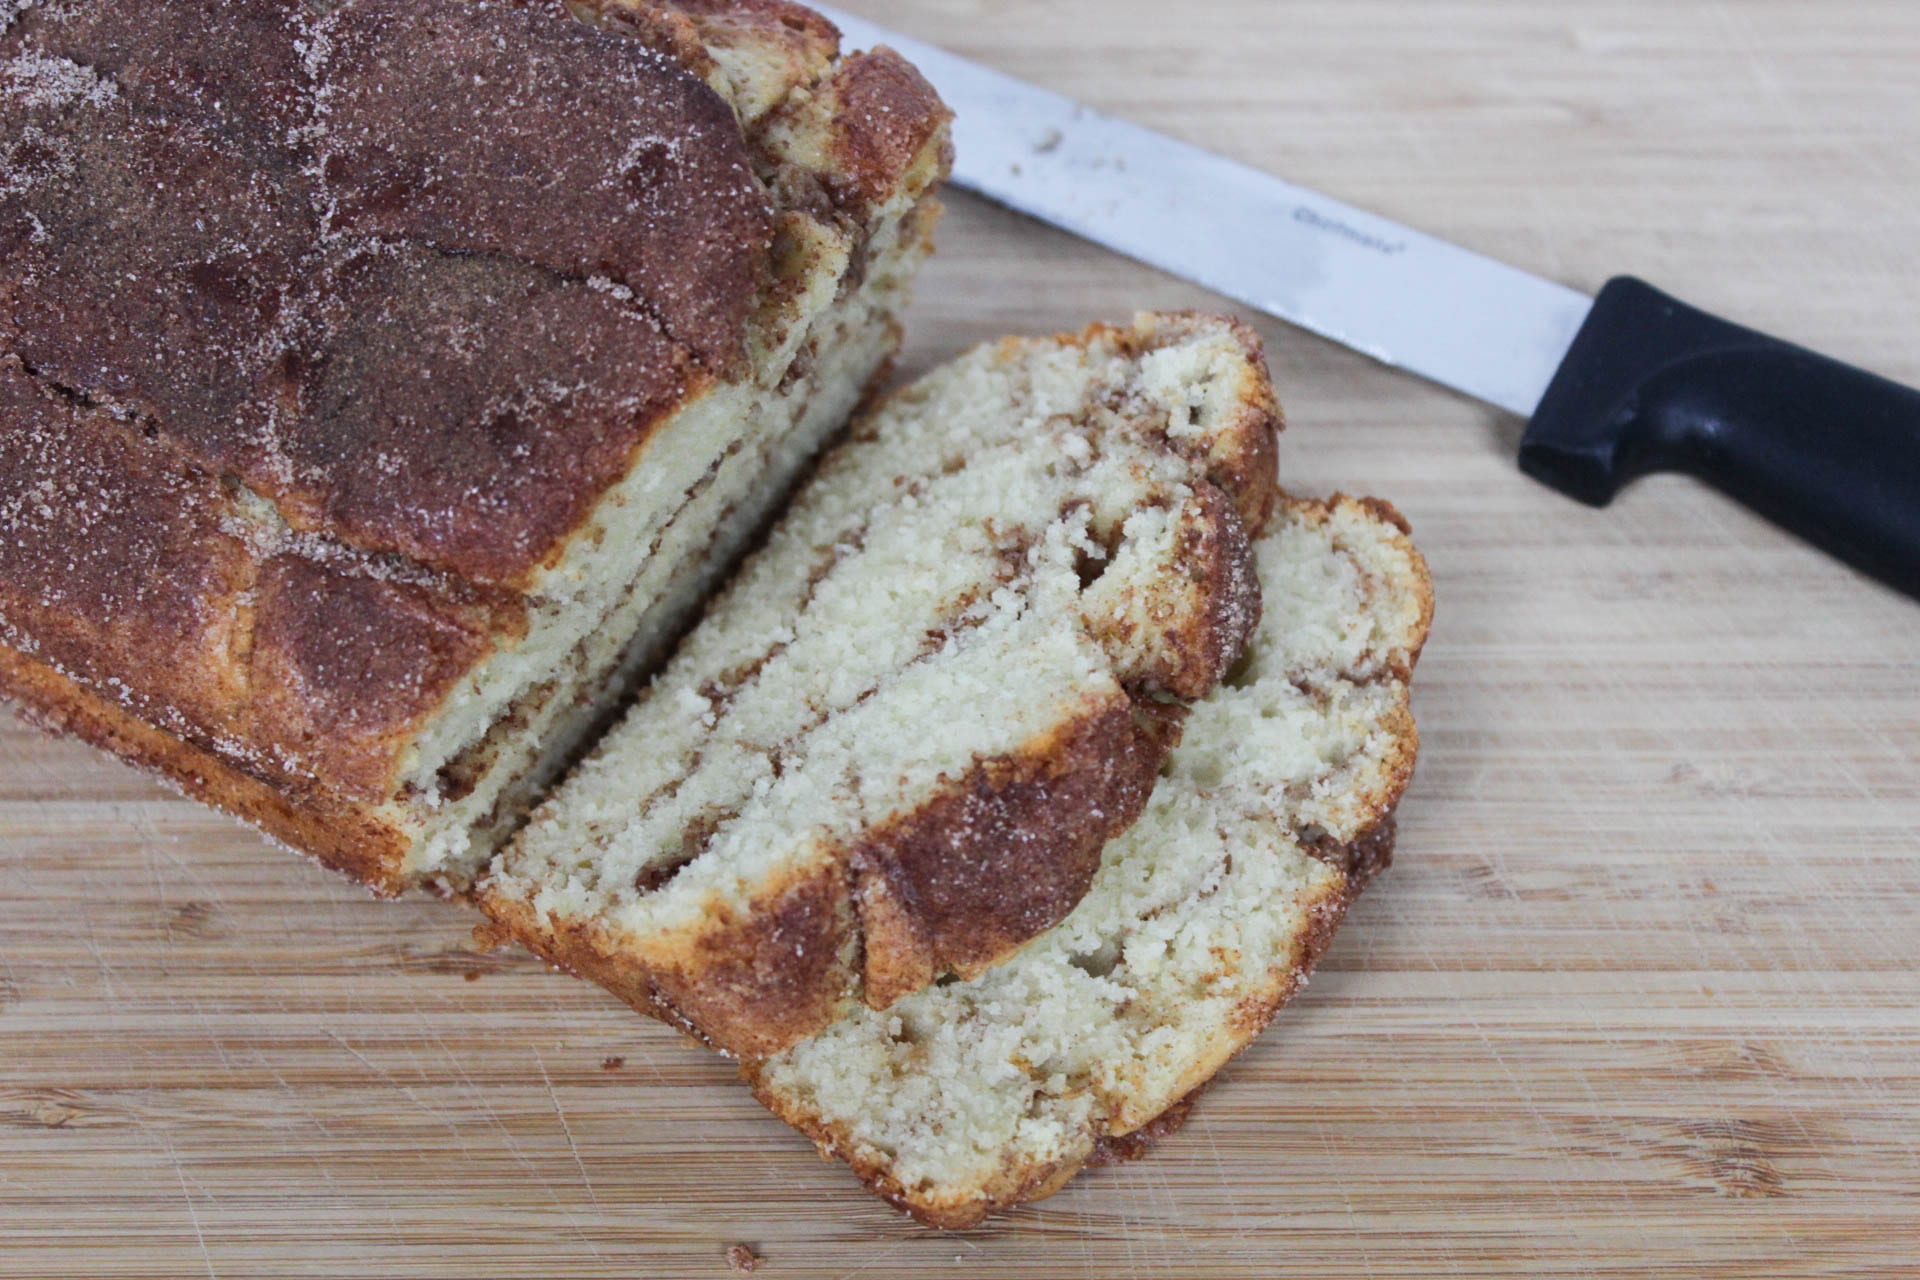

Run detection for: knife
[[816, 5, 1920, 599]]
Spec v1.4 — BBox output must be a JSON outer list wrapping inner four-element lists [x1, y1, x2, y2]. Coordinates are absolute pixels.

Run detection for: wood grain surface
[[4, 2, 1918, 1276]]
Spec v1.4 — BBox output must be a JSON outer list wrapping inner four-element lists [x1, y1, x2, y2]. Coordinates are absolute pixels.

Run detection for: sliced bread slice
[[748, 494, 1433, 1227], [480, 313, 1283, 1058]]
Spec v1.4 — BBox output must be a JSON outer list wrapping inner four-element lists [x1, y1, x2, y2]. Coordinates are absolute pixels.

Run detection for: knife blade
[[816, 5, 1920, 599]]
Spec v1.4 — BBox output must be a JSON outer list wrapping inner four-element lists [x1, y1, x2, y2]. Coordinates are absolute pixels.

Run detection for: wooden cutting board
[[4, 2, 1917, 1276]]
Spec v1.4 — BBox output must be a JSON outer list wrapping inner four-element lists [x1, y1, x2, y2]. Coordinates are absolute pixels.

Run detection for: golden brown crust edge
[[746, 813, 1401, 1230], [818, 47, 955, 220], [476, 692, 1179, 1058], [1148, 311, 1285, 539], [0, 641, 415, 894], [850, 692, 1179, 1007]]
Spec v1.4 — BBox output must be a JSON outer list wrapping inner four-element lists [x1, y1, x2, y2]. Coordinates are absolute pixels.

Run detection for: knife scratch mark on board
[[535, 1047, 601, 1208], [160, 1130, 220, 1280]]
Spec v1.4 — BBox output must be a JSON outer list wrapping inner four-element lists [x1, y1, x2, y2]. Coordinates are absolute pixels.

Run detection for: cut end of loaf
[[747, 494, 1434, 1227]]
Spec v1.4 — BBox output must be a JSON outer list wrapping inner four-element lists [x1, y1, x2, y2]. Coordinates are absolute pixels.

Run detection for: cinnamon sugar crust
[[0, 0, 952, 889], [267, 241, 703, 586], [315, 0, 771, 371], [3, 0, 761, 580], [848, 697, 1176, 1009], [0, 641, 419, 887]]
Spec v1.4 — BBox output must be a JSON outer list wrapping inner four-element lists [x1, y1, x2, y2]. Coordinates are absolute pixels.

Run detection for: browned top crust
[[0, 358, 256, 729], [0, 0, 950, 810], [2, 0, 317, 145], [2, 0, 764, 580], [265, 241, 700, 585], [8, 1, 772, 359], [315, 0, 770, 370], [822, 49, 954, 213]]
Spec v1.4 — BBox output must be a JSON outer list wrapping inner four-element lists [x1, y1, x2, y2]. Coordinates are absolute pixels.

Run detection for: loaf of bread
[[0, 0, 950, 893], [479, 314, 1282, 1057], [749, 495, 1432, 1226]]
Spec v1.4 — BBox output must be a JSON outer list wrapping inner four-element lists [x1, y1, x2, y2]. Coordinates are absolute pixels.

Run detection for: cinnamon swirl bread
[[0, 0, 950, 893]]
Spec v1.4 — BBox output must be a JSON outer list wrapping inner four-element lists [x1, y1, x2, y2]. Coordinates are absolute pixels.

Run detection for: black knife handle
[[1520, 276, 1920, 598]]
